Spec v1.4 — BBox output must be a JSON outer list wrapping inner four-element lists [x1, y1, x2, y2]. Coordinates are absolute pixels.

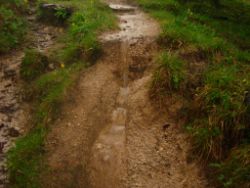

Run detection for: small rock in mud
[[48, 63, 55, 70]]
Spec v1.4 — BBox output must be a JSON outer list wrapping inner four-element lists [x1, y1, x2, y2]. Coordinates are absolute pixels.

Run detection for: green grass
[[136, 0, 250, 187], [7, 0, 116, 187], [159, 12, 228, 52], [8, 64, 83, 188], [151, 52, 186, 96], [211, 145, 250, 188], [8, 126, 46, 188], [41, 0, 116, 63], [0, 1, 27, 53], [20, 49, 49, 81]]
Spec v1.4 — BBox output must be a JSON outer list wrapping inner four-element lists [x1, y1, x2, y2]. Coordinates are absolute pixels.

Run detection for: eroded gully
[[44, 0, 210, 187]]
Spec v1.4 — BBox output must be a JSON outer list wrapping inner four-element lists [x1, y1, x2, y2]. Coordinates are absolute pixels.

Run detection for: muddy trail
[[0, 9, 61, 186], [44, 0, 209, 188]]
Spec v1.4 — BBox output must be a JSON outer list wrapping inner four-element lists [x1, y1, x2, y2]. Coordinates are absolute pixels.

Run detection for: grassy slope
[[7, 0, 116, 187], [136, 0, 250, 187]]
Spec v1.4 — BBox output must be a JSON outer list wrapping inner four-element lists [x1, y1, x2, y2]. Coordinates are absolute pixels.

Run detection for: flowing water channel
[[88, 2, 160, 187]]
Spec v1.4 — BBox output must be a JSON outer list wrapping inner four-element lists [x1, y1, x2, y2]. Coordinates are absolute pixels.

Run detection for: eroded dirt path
[[44, 0, 209, 187]]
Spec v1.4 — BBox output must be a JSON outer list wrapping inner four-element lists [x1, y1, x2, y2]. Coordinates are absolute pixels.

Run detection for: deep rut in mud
[[44, 1, 210, 188]]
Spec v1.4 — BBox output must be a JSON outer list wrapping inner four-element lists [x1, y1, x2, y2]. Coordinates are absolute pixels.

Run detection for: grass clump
[[34, 66, 77, 122], [46, 0, 116, 64], [38, 3, 72, 26], [8, 126, 46, 188], [65, 1, 115, 62], [138, 0, 250, 57], [160, 13, 227, 53], [185, 62, 250, 187], [137, 0, 225, 53], [151, 52, 185, 96], [20, 49, 49, 81], [211, 146, 250, 188], [189, 63, 250, 159], [0, 2, 26, 53], [203, 64, 240, 110]]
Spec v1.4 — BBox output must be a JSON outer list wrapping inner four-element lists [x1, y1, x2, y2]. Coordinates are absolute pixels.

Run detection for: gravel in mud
[[44, 0, 211, 188]]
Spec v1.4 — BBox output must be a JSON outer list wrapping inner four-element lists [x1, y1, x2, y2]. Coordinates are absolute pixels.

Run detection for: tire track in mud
[[44, 1, 210, 188]]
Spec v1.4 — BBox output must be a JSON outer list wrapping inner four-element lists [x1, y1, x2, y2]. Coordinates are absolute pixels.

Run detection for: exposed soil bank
[[0, 12, 60, 187], [44, 0, 210, 187]]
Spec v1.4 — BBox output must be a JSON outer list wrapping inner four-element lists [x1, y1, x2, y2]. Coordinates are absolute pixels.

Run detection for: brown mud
[[44, 0, 210, 188]]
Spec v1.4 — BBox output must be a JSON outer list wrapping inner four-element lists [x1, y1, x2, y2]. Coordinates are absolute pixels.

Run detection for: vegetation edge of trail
[[136, 0, 250, 187], [6, 0, 116, 187]]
